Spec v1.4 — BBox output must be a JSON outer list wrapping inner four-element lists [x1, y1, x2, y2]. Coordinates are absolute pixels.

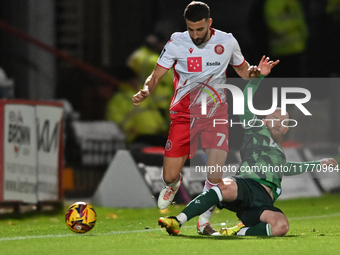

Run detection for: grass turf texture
[[0, 194, 339, 255]]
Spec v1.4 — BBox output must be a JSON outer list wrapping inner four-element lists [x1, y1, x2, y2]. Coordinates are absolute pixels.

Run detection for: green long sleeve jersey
[[236, 76, 320, 201]]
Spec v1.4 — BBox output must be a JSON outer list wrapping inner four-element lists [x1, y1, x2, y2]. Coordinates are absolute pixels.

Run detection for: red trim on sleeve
[[230, 58, 246, 67], [173, 61, 180, 91], [156, 63, 170, 70]]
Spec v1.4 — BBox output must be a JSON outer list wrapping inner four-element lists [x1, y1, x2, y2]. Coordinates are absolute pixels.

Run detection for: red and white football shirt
[[157, 28, 245, 119]]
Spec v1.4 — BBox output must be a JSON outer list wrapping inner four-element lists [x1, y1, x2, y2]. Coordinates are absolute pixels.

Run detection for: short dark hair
[[184, 1, 210, 22]]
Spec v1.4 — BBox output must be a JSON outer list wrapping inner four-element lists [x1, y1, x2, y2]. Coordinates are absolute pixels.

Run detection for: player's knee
[[271, 220, 289, 236], [217, 181, 228, 193], [218, 178, 237, 202]]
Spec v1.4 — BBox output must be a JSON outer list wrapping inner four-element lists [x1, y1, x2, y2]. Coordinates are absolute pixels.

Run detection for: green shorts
[[217, 176, 283, 226]]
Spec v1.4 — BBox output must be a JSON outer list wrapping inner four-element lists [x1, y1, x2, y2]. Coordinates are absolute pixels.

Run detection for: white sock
[[161, 171, 181, 190], [169, 175, 182, 190], [236, 227, 249, 236], [203, 179, 218, 192], [176, 213, 187, 225]]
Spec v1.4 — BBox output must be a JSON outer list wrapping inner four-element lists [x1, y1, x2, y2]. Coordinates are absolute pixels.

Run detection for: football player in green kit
[[158, 56, 338, 236]]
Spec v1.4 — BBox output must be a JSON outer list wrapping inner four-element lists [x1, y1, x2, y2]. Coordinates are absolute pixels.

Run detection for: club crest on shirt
[[214, 44, 224, 55], [165, 140, 172, 151]]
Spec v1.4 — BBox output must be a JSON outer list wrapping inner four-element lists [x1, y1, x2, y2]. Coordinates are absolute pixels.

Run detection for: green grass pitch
[[1, 194, 340, 255]]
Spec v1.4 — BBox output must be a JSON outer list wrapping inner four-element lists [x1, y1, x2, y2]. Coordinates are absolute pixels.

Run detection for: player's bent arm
[[144, 64, 169, 94], [233, 61, 261, 80], [233, 61, 251, 80], [132, 64, 169, 106]]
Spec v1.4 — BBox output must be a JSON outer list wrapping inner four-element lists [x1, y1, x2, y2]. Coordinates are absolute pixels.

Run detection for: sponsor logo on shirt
[[187, 57, 202, 72], [206, 61, 221, 66]]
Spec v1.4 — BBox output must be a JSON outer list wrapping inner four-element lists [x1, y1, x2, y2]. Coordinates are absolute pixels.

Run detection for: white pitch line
[[289, 212, 340, 221], [1, 212, 340, 242]]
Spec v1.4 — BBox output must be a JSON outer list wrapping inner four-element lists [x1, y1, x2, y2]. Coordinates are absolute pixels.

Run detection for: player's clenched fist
[[132, 85, 150, 106]]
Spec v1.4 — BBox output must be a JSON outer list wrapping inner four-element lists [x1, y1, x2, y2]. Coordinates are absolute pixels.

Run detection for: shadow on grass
[[165, 234, 296, 240]]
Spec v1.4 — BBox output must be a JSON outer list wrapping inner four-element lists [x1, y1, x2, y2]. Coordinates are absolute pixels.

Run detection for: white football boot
[[157, 176, 182, 210], [197, 222, 221, 236]]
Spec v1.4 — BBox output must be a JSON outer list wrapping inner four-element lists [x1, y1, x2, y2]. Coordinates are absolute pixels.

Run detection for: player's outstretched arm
[[239, 56, 279, 126], [233, 55, 279, 80], [132, 64, 168, 106], [284, 158, 338, 176], [233, 61, 259, 80]]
